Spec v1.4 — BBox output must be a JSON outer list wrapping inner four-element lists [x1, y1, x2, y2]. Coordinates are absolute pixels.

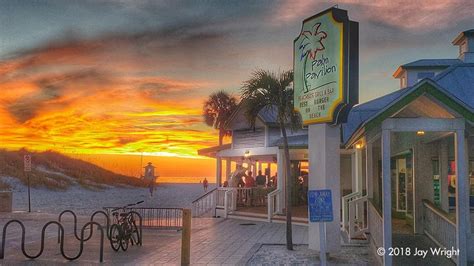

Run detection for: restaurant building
[[196, 29, 474, 265]]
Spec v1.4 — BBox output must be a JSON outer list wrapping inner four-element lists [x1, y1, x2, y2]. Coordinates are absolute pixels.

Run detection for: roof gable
[[225, 103, 279, 130], [343, 79, 474, 146]]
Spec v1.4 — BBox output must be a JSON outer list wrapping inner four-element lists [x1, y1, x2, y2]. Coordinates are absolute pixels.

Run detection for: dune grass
[[0, 149, 147, 190]]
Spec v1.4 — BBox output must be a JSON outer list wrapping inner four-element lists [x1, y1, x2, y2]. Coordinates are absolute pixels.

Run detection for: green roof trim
[[365, 82, 474, 132]]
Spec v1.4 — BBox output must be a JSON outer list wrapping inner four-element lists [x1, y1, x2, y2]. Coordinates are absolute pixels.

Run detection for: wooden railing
[[342, 191, 362, 229], [367, 199, 383, 249], [267, 189, 281, 222], [234, 187, 275, 207], [423, 200, 456, 251], [103, 207, 182, 230], [191, 188, 217, 217], [348, 195, 368, 238]]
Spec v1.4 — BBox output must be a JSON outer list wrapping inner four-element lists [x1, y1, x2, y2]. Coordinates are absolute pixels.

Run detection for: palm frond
[[240, 68, 301, 130], [203, 90, 238, 131]]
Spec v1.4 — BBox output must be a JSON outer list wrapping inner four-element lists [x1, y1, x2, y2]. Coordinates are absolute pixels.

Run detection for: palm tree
[[241, 69, 301, 250], [203, 91, 238, 146]]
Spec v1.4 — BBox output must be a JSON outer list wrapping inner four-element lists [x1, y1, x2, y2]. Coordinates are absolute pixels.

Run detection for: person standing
[[143, 162, 158, 197], [203, 178, 209, 192], [245, 171, 255, 188], [255, 170, 266, 187]]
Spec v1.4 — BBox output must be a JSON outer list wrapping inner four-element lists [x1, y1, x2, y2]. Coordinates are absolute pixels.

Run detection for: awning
[[197, 143, 232, 158]]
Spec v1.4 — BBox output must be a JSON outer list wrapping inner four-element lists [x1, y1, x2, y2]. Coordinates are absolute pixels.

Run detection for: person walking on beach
[[203, 178, 209, 192], [143, 162, 158, 197]]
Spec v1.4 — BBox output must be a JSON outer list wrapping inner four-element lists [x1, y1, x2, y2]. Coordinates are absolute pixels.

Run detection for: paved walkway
[[0, 212, 380, 265], [135, 218, 309, 265], [0, 212, 310, 265], [392, 234, 455, 266]]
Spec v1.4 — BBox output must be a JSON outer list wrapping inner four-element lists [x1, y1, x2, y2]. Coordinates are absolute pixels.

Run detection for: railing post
[[213, 190, 217, 217], [348, 201, 355, 238], [232, 189, 237, 211], [224, 191, 229, 219], [181, 209, 191, 266], [267, 194, 272, 222], [342, 197, 347, 229]]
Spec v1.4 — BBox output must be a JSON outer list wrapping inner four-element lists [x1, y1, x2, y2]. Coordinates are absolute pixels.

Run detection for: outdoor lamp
[[244, 150, 251, 158], [416, 130, 425, 136]]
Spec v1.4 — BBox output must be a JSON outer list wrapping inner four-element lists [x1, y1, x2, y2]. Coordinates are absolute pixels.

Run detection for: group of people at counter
[[224, 164, 277, 188]]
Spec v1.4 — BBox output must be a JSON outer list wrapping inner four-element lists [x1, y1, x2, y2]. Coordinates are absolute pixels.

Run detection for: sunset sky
[[1, 0, 473, 177]]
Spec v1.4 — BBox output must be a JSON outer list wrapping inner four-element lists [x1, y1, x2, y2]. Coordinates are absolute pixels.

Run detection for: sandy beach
[[1, 176, 211, 215]]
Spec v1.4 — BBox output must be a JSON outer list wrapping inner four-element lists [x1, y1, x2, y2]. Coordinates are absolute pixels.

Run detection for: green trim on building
[[365, 82, 474, 133]]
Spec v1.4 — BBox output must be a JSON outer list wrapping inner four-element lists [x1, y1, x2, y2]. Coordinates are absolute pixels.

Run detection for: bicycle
[[109, 201, 144, 252]]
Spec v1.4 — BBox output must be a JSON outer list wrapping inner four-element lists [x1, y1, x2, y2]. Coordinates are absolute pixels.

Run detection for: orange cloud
[[0, 33, 223, 159]]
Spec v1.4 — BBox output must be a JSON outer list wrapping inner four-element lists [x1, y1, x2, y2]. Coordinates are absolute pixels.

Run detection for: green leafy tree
[[203, 91, 238, 146], [241, 69, 301, 250]]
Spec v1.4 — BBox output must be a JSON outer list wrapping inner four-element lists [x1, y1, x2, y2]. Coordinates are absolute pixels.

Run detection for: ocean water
[[157, 176, 215, 184], [66, 153, 217, 183]]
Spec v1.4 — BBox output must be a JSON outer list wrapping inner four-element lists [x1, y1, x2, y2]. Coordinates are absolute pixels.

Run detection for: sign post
[[24, 154, 32, 213], [293, 7, 358, 258], [308, 189, 333, 266]]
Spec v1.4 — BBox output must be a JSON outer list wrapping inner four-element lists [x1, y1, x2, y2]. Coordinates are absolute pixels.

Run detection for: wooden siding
[[267, 127, 281, 147], [233, 128, 265, 149]]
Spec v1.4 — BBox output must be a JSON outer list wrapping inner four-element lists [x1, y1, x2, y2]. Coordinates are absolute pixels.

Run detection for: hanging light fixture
[[244, 150, 251, 158]]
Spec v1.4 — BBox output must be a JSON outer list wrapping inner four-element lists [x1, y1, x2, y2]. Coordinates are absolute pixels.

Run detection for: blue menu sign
[[308, 189, 333, 222]]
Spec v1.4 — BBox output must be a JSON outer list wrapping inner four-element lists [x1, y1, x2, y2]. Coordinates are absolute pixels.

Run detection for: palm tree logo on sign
[[298, 23, 328, 62]]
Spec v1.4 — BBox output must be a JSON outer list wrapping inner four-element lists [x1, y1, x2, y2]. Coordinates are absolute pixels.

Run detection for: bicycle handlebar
[[111, 200, 144, 212]]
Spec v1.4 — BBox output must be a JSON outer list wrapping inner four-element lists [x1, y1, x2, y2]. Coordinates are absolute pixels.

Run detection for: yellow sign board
[[294, 8, 358, 125]]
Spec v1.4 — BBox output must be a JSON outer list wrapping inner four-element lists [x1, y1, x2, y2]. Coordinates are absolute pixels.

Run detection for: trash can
[[0, 190, 12, 212]]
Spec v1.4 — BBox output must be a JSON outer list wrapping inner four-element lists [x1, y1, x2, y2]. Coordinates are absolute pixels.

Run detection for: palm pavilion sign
[[294, 7, 358, 125]]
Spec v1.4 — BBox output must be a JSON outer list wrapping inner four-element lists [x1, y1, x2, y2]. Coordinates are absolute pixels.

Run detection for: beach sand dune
[[2, 177, 211, 215]]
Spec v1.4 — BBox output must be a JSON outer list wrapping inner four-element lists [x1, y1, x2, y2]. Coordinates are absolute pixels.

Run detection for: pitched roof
[[197, 143, 232, 157], [271, 134, 308, 148], [258, 105, 278, 124], [225, 103, 279, 129], [452, 29, 474, 45], [433, 63, 474, 108], [401, 59, 461, 68], [342, 63, 474, 145], [341, 88, 409, 143], [393, 59, 461, 78]]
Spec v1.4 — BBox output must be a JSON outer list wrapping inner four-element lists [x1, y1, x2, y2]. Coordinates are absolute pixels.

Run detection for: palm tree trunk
[[280, 121, 293, 250]]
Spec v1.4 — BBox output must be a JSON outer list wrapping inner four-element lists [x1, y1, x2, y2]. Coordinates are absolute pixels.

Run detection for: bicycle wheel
[[120, 223, 129, 251], [130, 221, 140, 246], [109, 224, 121, 252]]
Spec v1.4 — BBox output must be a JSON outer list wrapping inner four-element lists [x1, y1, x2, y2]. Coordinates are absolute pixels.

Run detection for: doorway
[[391, 150, 414, 234]]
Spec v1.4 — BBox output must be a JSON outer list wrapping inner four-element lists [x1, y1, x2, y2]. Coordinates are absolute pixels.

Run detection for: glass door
[[405, 152, 414, 220], [396, 158, 407, 212], [391, 150, 414, 217]]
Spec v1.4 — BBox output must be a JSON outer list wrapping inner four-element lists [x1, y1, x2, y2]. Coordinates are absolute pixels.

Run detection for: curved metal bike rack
[[62, 221, 104, 262], [90, 210, 110, 240], [0, 219, 104, 263], [58, 209, 110, 243], [1, 209, 142, 263]]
